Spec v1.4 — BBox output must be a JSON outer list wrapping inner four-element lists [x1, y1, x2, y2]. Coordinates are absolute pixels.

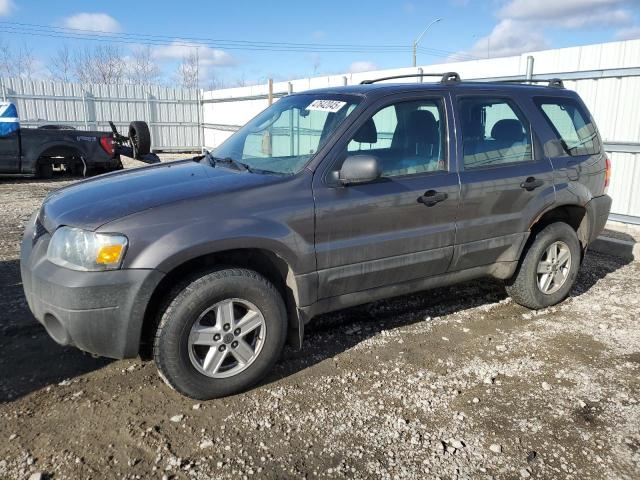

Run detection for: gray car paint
[[21, 81, 612, 360]]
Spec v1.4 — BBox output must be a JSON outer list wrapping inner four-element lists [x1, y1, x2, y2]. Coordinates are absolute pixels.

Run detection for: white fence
[[0, 77, 201, 152], [2, 40, 638, 222], [201, 39, 640, 224]]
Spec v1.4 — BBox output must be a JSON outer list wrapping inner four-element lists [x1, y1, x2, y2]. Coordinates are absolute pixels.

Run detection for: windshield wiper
[[199, 150, 277, 175], [199, 151, 253, 172], [201, 151, 255, 172], [213, 156, 253, 172]]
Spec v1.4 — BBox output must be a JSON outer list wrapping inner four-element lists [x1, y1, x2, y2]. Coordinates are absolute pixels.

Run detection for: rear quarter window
[[534, 97, 600, 156]]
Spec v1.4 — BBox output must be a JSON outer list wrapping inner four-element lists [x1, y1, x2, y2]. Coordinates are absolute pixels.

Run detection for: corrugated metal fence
[[201, 39, 640, 223], [0, 77, 201, 152], [1, 41, 638, 222]]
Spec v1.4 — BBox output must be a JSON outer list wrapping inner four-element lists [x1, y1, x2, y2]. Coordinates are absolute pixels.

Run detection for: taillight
[[99, 136, 115, 157], [604, 154, 611, 192]]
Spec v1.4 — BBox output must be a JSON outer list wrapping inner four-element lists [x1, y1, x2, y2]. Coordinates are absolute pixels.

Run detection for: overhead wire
[[0, 20, 479, 61]]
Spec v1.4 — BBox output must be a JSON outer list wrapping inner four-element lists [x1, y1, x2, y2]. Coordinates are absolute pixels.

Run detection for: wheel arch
[[529, 203, 590, 249], [35, 141, 86, 161], [138, 247, 304, 359]]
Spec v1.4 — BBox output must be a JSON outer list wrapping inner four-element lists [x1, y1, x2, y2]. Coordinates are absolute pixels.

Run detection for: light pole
[[412, 18, 443, 67]]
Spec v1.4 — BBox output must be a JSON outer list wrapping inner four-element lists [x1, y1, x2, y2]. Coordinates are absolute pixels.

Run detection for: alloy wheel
[[536, 241, 572, 294], [187, 298, 266, 378]]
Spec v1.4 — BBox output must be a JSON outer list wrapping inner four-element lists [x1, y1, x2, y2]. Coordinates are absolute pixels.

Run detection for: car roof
[[300, 81, 575, 100]]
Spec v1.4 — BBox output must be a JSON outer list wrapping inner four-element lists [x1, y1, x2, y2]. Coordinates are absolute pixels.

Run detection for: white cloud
[[348, 60, 377, 73], [152, 41, 236, 67], [62, 13, 121, 33], [312, 30, 326, 40], [459, 19, 549, 59], [498, 0, 632, 28], [616, 25, 640, 39], [500, 0, 620, 21], [453, 0, 634, 60], [0, 0, 15, 16]]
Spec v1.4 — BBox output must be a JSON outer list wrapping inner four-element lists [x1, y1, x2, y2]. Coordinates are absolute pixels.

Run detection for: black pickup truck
[[0, 101, 154, 178]]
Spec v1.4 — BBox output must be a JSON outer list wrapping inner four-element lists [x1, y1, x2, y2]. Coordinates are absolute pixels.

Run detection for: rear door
[[450, 91, 555, 272], [312, 92, 460, 299]]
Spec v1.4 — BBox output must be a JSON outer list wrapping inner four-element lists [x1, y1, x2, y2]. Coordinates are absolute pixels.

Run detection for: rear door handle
[[520, 177, 544, 191], [418, 190, 448, 206]]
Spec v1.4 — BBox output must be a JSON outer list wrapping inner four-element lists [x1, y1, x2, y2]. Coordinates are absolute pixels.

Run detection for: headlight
[[47, 226, 128, 271]]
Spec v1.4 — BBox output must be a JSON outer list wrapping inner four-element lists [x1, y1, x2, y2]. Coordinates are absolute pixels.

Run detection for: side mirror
[[339, 155, 382, 185]]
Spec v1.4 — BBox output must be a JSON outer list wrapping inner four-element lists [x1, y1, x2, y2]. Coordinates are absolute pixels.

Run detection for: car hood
[[41, 160, 274, 231]]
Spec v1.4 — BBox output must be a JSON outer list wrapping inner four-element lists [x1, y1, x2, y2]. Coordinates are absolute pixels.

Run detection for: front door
[[313, 94, 460, 299], [0, 131, 20, 172]]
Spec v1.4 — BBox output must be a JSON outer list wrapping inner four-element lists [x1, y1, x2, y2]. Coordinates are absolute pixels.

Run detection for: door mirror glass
[[339, 154, 382, 185]]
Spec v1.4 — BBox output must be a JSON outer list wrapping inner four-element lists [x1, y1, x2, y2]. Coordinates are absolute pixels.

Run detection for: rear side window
[[535, 97, 600, 156], [458, 97, 533, 169]]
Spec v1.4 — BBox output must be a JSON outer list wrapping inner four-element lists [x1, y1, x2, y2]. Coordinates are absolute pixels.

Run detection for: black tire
[[68, 160, 85, 177], [153, 268, 287, 399], [36, 161, 53, 179], [128, 121, 151, 158], [506, 222, 581, 310]]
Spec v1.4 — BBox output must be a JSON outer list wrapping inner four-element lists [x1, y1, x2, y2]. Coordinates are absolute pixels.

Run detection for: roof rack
[[497, 78, 565, 88], [360, 71, 461, 85], [358, 72, 565, 89]]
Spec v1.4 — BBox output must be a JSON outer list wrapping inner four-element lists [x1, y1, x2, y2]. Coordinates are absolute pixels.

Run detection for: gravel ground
[[1, 157, 639, 480]]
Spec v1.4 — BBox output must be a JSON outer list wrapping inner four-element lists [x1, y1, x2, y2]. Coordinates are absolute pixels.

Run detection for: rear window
[[534, 97, 600, 156], [458, 97, 533, 169]]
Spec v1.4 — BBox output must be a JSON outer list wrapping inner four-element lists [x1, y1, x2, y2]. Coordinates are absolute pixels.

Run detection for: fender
[[23, 139, 89, 173], [99, 185, 318, 306]]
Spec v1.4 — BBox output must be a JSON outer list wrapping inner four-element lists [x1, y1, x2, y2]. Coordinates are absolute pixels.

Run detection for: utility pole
[[412, 18, 443, 67], [473, 34, 491, 59]]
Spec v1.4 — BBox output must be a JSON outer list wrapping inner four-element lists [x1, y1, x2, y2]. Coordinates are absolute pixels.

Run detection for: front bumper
[[20, 215, 164, 359]]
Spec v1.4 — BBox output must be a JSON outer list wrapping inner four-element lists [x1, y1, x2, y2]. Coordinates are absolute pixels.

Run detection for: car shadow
[[262, 248, 631, 388], [0, 259, 112, 403]]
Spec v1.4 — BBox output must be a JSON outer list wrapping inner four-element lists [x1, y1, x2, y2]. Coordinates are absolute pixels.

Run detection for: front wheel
[[506, 222, 581, 310], [36, 161, 53, 179], [153, 268, 287, 399]]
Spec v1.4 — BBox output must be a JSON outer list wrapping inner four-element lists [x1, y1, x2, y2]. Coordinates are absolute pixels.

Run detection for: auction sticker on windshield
[[306, 99, 347, 113]]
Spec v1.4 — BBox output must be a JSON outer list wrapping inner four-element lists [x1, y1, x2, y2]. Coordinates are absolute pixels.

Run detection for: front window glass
[[346, 99, 447, 177], [214, 94, 360, 174]]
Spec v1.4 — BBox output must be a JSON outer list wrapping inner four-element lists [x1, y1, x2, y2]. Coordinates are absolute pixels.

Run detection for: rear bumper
[[586, 194, 613, 244], [20, 215, 164, 359]]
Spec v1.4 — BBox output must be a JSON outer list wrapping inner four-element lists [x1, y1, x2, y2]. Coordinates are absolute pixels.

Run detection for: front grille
[[33, 218, 47, 244]]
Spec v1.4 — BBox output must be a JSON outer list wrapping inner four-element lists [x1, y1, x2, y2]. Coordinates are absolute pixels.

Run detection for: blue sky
[[1, 0, 640, 87]]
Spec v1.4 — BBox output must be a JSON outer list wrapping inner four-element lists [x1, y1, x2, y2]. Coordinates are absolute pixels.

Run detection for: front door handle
[[418, 190, 448, 206], [520, 176, 544, 191]]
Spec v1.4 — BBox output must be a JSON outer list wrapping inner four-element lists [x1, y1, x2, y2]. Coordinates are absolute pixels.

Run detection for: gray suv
[[20, 73, 612, 399]]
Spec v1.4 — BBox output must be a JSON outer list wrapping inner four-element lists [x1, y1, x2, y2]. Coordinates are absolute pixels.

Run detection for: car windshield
[[212, 94, 361, 175]]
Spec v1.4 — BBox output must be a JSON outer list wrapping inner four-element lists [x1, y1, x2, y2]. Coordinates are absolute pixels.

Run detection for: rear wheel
[[153, 268, 287, 399], [506, 222, 581, 309]]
